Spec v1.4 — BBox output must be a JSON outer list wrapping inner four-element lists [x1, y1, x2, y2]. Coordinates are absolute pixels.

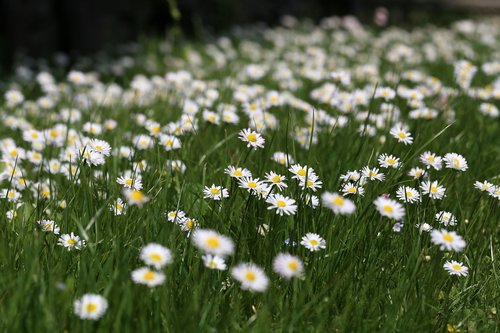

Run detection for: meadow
[[0, 15, 499, 332]]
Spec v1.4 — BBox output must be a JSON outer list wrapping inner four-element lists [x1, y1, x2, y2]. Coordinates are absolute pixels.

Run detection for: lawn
[[0, 15, 499, 332]]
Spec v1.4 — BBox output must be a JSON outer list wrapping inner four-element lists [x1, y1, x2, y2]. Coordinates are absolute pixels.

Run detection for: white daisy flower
[[202, 254, 227, 270], [430, 229, 466, 252], [321, 192, 356, 215], [139, 243, 173, 269], [420, 180, 446, 200], [300, 232, 326, 252], [58, 232, 85, 251], [272, 253, 304, 280], [203, 184, 229, 200], [37, 219, 60, 234], [443, 260, 469, 276], [389, 125, 413, 145], [73, 294, 108, 320], [374, 196, 405, 221], [419, 151, 442, 170], [231, 263, 269, 292], [131, 267, 166, 287], [238, 128, 265, 150], [266, 194, 297, 216], [396, 186, 420, 203], [191, 229, 235, 257], [435, 211, 457, 226], [443, 153, 468, 171]]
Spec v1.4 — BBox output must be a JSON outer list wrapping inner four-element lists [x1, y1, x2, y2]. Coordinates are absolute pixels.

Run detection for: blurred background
[[0, 0, 499, 74]]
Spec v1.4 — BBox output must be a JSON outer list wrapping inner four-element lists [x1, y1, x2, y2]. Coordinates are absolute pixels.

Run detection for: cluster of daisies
[[0, 14, 499, 324]]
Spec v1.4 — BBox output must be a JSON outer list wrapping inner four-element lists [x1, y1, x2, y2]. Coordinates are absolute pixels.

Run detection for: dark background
[[0, 0, 497, 73]]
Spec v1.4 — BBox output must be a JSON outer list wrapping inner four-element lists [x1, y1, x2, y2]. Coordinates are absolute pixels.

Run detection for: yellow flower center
[[130, 191, 144, 201], [272, 175, 281, 183], [332, 197, 344, 206], [288, 261, 298, 271], [144, 271, 155, 281], [210, 187, 221, 195], [276, 200, 286, 208], [383, 205, 394, 213], [67, 238, 77, 245], [245, 271, 256, 281], [233, 170, 242, 177], [85, 303, 97, 313], [387, 159, 396, 165], [451, 264, 461, 270], [246, 133, 257, 142], [309, 239, 319, 246], [443, 233, 454, 242], [397, 132, 406, 139], [206, 237, 220, 248], [430, 186, 438, 193], [297, 169, 306, 177], [248, 181, 257, 189], [149, 253, 162, 262]]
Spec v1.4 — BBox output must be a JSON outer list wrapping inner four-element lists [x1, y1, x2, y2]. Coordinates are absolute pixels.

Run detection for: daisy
[[89, 139, 112, 156], [390, 125, 413, 145], [299, 174, 323, 192], [238, 128, 265, 150], [1, 189, 22, 202], [272, 152, 294, 166], [159, 134, 182, 151], [238, 177, 266, 194], [396, 186, 420, 203], [191, 229, 235, 257], [303, 194, 320, 208], [443, 260, 469, 276], [73, 294, 108, 320], [273, 253, 304, 280], [139, 243, 173, 269], [374, 196, 405, 221], [420, 151, 442, 170], [116, 172, 143, 190], [202, 254, 227, 270], [430, 229, 466, 252], [300, 233, 326, 252], [123, 189, 150, 207], [321, 192, 356, 215], [443, 153, 468, 171], [178, 217, 198, 232], [435, 211, 457, 226], [266, 194, 297, 216], [203, 184, 229, 200], [167, 210, 186, 223], [37, 219, 60, 234], [361, 166, 385, 181], [340, 170, 362, 183], [224, 165, 252, 179], [131, 267, 166, 287], [408, 167, 426, 179], [378, 153, 401, 168], [474, 180, 494, 192], [420, 180, 446, 200], [231, 263, 269, 292], [289, 164, 315, 181], [341, 182, 365, 196], [58, 232, 85, 251], [110, 198, 126, 216], [264, 171, 288, 190]]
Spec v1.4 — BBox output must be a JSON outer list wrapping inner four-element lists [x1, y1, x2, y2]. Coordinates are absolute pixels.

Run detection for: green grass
[[0, 16, 499, 332]]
